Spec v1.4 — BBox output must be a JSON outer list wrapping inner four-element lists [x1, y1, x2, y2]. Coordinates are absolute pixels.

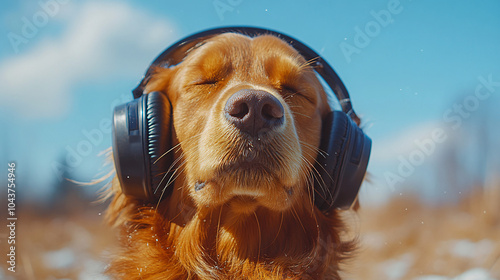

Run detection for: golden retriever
[[105, 32, 357, 280]]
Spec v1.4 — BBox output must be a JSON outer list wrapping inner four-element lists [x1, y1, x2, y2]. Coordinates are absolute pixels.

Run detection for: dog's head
[[106, 29, 369, 279], [145, 33, 331, 213]]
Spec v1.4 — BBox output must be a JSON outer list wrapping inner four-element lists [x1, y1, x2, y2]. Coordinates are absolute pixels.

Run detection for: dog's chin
[[190, 161, 298, 213]]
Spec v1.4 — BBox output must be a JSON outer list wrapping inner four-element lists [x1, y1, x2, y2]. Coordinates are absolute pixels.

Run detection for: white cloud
[[0, 1, 176, 119], [371, 121, 445, 163], [358, 121, 448, 205]]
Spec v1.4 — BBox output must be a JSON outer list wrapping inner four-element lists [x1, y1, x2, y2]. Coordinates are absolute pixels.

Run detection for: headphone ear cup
[[112, 91, 173, 200], [314, 111, 371, 211], [144, 91, 174, 198]]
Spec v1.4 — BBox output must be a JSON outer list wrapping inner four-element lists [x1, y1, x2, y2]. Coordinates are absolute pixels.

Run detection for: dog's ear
[[144, 66, 174, 94]]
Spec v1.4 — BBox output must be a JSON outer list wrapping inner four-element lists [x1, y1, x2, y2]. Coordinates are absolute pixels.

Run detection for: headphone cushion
[[314, 111, 349, 211], [144, 91, 173, 197], [314, 111, 372, 211]]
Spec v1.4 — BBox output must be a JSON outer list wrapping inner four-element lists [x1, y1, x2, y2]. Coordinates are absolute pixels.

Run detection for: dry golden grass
[[347, 187, 500, 280], [0, 202, 117, 280], [1, 187, 498, 280]]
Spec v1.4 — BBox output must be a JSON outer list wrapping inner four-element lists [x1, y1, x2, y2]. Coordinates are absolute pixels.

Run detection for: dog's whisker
[[153, 142, 182, 165], [153, 133, 203, 165], [253, 212, 262, 263], [300, 56, 320, 72], [311, 160, 335, 204], [299, 146, 331, 184], [297, 157, 316, 211], [290, 203, 307, 236], [265, 212, 284, 250], [160, 166, 190, 220], [289, 111, 312, 120], [298, 159, 322, 238], [299, 140, 328, 159], [155, 156, 187, 211], [151, 134, 198, 211], [162, 161, 187, 195], [166, 164, 193, 223], [154, 153, 186, 195], [300, 155, 332, 211], [299, 156, 318, 211], [215, 205, 223, 260]]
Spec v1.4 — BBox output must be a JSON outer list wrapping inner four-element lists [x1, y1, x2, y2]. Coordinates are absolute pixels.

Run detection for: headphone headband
[[132, 26, 360, 124]]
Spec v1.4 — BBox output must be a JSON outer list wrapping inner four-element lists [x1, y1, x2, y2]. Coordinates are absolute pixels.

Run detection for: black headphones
[[112, 27, 371, 211]]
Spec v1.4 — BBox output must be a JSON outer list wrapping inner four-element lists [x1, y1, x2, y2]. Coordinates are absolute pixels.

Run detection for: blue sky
[[1, 0, 499, 203]]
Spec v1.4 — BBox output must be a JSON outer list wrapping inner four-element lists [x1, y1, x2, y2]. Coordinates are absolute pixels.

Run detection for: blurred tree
[[436, 91, 498, 202], [48, 154, 90, 215]]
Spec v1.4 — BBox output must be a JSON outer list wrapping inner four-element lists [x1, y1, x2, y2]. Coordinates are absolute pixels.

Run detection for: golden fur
[[105, 33, 357, 279]]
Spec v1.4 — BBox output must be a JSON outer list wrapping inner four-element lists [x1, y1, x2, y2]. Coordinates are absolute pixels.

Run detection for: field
[[1, 188, 499, 280], [348, 188, 500, 280]]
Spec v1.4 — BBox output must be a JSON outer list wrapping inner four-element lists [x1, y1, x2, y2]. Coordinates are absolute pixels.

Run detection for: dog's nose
[[224, 89, 285, 136]]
